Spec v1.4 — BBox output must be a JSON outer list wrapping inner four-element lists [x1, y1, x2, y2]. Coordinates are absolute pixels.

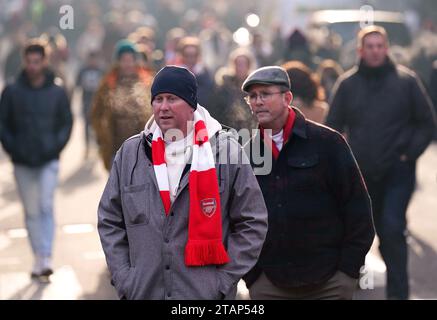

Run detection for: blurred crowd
[[1, 1, 437, 144]]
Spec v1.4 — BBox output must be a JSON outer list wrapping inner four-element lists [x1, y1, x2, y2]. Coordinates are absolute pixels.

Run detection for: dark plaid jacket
[[243, 108, 375, 288]]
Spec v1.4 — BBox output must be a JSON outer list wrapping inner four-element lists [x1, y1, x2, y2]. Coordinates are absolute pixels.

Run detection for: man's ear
[[285, 91, 293, 106], [357, 47, 363, 59]]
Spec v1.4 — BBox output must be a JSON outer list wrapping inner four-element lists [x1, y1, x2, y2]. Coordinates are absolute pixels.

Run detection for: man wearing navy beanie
[[151, 66, 198, 109], [98, 64, 269, 300]]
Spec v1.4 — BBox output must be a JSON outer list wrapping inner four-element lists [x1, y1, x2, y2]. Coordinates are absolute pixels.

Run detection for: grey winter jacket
[[97, 129, 268, 300]]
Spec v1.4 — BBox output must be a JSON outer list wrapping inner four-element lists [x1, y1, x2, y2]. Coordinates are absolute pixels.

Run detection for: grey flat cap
[[241, 66, 291, 92]]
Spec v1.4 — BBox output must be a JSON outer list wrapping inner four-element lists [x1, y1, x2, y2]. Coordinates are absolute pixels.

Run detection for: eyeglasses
[[244, 91, 285, 105]]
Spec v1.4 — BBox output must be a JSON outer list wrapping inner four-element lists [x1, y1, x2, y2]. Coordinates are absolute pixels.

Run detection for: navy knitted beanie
[[151, 66, 198, 109]]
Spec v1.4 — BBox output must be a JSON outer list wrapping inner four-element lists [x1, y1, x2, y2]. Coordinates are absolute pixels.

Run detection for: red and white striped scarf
[[151, 109, 230, 266]]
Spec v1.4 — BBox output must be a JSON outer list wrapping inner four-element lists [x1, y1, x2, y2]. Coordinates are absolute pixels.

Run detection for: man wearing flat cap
[[242, 66, 375, 299], [97, 65, 268, 299]]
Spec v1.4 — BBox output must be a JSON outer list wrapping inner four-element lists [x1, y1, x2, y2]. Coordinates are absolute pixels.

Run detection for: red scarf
[[152, 110, 230, 266], [260, 107, 296, 159]]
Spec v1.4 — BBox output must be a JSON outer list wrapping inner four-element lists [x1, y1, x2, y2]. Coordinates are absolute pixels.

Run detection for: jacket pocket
[[286, 154, 320, 190], [113, 265, 135, 299], [287, 154, 319, 168], [121, 184, 150, 226]]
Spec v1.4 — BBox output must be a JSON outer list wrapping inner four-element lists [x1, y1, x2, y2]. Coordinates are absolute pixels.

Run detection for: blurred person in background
[[212, 47, 258, 132], [410, 20, 437, 89], [429, 60, 437, 139], [91, 39, 154, 172], [164, 27, 186, 66], [312, 27, 342, 63], [250, 30, 274, 67], [76, 18, 105, 63], [39, 27, 70, 92], [3, 27, 28, 85], [317, 59, 344, 102], [327, 26, 437, 300], [178, 36, 215, 107], [0, 41, 73, 280], [76, 50, 104, 159], [101, 11, 126, 67], [149, 0, 182, 51], [269, 24, 287, 65], [128, 26, 164, 72], [32, 0, 61, 35], [282, 29, 315, 70], [180, 9, 201, 35], [198, 9, 233, 74], [282, 60, 329, 124]]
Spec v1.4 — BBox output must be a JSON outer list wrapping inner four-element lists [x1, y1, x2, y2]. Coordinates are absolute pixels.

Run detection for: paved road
[[1, 91, 436, 299]]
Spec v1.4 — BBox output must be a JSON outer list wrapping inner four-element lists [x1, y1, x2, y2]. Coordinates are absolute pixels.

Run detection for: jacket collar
[[18, 68, 55, 88], [249, 106, 308, 147], [357, 57, 396, 78], [291, 106, 308, 139]]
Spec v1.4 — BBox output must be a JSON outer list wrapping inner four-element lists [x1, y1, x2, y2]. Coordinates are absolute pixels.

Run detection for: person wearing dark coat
[[327, 26, 437, 300], [242, 66, 374, 300], [0, 42, 73, 279], [211, 47, 258, 133], [178, 36, 215, 107], [429, 60, 437, 139]]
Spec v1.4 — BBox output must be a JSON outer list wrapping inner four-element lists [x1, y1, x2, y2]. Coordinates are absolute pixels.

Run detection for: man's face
[[24, 52, 45, 79], [181, 46, 199, 69], [88, 54, 99, 67], [234, 56, 250, 81], [139, 37, 155, 54], [246, 84, 291, 128], [118, 52, 137, 77], [359, 33, 388, 68], [152, 93, 194, 137]]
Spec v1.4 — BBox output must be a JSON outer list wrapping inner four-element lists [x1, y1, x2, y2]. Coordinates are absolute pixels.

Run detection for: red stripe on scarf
[[260, 107, 296, 160], [159, 190, 171, 214], [194, 120, 209, 145], [151, 138, 166, 165]]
